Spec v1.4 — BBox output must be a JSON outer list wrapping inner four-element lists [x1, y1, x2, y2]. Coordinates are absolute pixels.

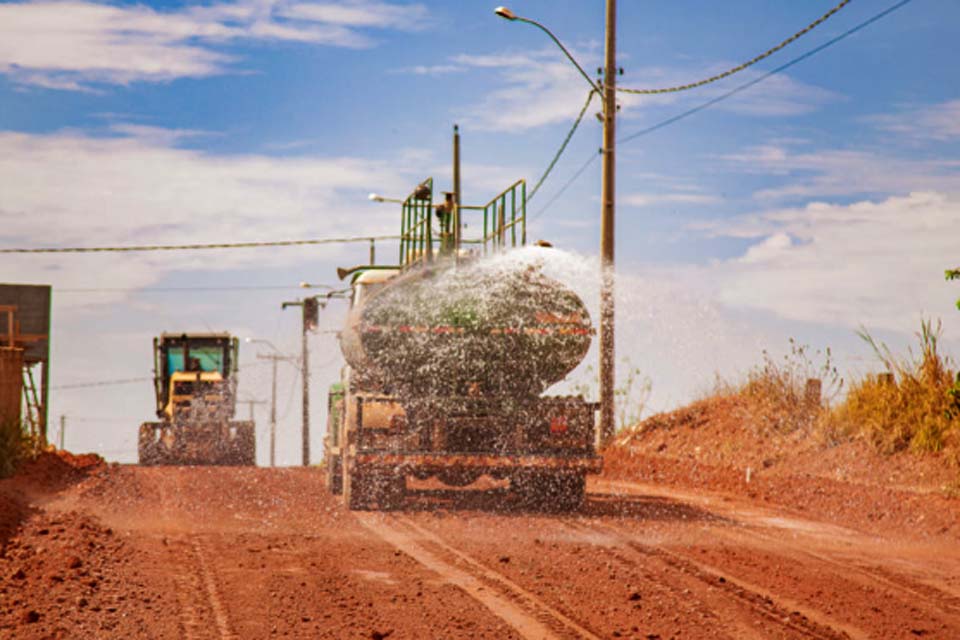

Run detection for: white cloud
[[398, 47, 835, 132], [0, 127, 417, 300], [623, 192, 721, 208], [0, 0, 427, 89], [866, 99, 960, 142], [720, 143, 960, 201], [691, 191, 960, 334], [451, 49, 609, 132]]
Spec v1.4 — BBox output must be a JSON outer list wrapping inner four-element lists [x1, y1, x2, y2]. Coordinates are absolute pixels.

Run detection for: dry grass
[[715, 339, 841, 438], [827, 320, 960, 457]]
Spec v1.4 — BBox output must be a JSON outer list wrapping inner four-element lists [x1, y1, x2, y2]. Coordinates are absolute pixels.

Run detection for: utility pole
[[599, 0, 617, 445], [282, 297, 320, 467], [59, 414, 65, 450], [256, 353, 290, 467], [240, 398, 266, 421]]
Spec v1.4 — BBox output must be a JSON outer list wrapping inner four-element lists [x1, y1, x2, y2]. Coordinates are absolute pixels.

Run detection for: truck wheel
[[344, 463, 370, 510], [550, 472, 586, 512], [327, 455, 343, 495], [375, 472, 406, 511], [513, 471, 585, 512]]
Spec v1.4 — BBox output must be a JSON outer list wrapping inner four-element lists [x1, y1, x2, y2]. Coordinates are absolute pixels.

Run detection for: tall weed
[[829, 319, 959, 455]]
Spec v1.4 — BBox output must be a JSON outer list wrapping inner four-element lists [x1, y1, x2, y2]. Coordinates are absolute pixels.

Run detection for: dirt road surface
[[3, 460, 960, 639]]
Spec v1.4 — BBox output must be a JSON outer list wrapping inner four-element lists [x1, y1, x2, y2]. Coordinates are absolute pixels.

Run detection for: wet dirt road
[[3, 465, 960, 639]]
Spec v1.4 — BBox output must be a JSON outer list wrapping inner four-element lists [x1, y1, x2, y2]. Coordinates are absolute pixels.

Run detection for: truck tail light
[[550, 416, 568, 434]]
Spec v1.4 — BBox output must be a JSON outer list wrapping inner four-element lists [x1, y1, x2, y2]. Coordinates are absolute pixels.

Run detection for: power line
[[528, 90, 597, 202], [619, 0, 913, 146], [617, 0, 851, 95], [52, 360, 272, 391], [530, 151, 599, 222], [0, 235, 399, 254], [52, 377, 151, 390], [58, 285, 308, 293]]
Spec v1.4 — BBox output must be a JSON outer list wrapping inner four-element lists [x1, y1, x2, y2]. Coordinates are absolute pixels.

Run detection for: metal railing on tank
[[399, 178, 433, 268], [458, 179, 527, 256], [398, 177, 527, 269]]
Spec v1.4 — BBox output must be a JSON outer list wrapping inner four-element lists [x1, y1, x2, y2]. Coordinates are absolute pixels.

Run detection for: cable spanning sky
[[1, 0, 958, 463]]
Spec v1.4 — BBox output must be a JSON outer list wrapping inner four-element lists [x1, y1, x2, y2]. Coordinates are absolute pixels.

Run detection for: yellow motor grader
[[138, 332, 255, 466]]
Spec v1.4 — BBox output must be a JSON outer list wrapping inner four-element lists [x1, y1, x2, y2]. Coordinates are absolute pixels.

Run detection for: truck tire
[[513, 471, 585, 512], [327, 454, 343, 495], [344, 465, 404, 511], [344, 463, 371, 511]]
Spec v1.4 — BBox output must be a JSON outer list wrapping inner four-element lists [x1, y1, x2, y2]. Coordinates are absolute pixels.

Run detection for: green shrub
[[0, 419, 30, 478]]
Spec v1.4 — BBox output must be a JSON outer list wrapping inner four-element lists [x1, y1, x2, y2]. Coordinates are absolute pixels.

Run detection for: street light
[[494, 7, 600, 93], [368, 193, 404, 204], [495, 3, 618, 445]]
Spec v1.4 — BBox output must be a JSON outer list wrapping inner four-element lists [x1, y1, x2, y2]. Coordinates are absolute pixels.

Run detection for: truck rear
[[324, 178, 600, 510]]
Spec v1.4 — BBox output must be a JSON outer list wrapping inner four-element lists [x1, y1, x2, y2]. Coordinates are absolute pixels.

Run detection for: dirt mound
[[0, 450, 107, 555], [606, 395, 960, 540], [12, 450, 106, 494]]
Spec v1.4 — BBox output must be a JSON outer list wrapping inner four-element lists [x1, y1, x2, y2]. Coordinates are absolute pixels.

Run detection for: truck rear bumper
[[353, 452, 602, 474]]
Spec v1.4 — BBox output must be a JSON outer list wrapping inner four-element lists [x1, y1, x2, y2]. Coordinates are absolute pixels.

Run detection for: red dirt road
[[2, 460, 960, 639]]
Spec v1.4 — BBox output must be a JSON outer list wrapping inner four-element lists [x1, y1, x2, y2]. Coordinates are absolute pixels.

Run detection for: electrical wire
[[530, 151, 599, 222], [0, 235, 399, 254], [52, 360, 271, 391], [58, 285, 309, 294], [528, 0, 910, 223], [618, 0, 913, 146], [617, 0, 852, 95], [52, 377, 151, 390], [528, 90, 597, 202]]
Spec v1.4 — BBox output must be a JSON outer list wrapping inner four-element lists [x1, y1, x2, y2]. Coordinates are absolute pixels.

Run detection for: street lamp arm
[[496, 8, 600, 93]]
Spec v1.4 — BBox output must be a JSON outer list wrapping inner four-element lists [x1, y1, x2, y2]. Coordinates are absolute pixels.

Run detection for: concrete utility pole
[[599, 0, 617, 445], [282, 298, 320, 467], [495, 3, 618, 445], [256, 352, 289, 467], [59, 414, 65, 450]]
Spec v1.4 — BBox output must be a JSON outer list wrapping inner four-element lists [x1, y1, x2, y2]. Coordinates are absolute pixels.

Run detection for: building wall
[[0, 347, 23, 427]]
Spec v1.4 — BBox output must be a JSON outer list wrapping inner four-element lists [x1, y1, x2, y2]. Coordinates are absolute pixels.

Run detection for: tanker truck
[[323, 178, 601, 510], [138, 332, 255, 466]]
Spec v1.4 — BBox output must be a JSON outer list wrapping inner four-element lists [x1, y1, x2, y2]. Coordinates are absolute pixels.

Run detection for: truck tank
[[339, 253, 592, 399]]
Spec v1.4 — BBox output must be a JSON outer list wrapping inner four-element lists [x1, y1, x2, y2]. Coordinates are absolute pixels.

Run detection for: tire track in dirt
[[355, 512, 601, 640], [601, 477, 960, 632], [705, 522, 960, 623], [194, 539, 238, 639], [157, 470, 237, 640], [565, 520, 858, 640]]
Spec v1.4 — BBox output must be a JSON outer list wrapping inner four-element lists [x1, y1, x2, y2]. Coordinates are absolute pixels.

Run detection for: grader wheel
[[138, 423, 163, 466]]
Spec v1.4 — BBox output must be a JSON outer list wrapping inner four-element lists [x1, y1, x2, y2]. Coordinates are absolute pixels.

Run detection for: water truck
[[138, 332, 256, 466], [324, 178, 601, 510]]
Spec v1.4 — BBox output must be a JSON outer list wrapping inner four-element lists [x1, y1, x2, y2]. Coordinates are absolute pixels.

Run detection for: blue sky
[[1, 0, 958, 463]]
